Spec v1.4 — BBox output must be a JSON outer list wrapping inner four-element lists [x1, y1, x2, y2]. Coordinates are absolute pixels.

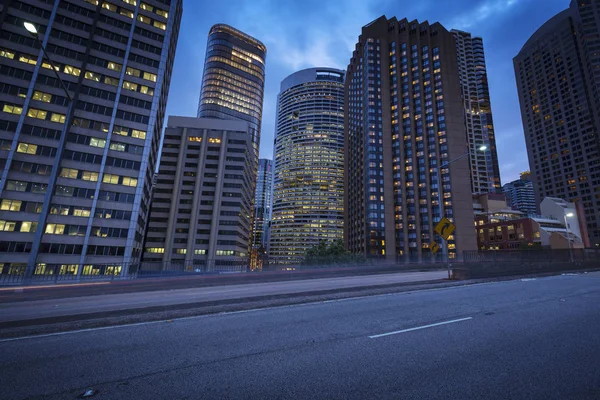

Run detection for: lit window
[[138, 15, 151, 24], [122, 81, 138, 91], [142, 72, 157, 82], [140, 85, 154, 96], [188, 136, 202, 142], [51, 113, 66, 123], [20, 221, 37, 233], [89, 138, 106, 148], [63, 65, 81, 77], [0, 220, 16, 232], [73, 208, 91, 217], [104, 76, 119, 86], [84, 0, 99, 4], [122, 177, 138, 187], [156, 8, 168, 18], [45, 223, 65, 235], [17, 142, 38, 155], [32, 91, 52, 103], [107, 61, 122, 72], [81, 171, 99, 181], [41, 62, 60, 71], [120, 9, 134, 18], [19, 55, 37, 65], [175, 248, 187, 254], [146, 247, 164, 253], [0, 199, 22, 211], [126, 67, 141, 77], [153, 21, 166, 30], [102, 2, 117, 12], [122, 0, 136, 5], [102, 174, 119, 184], [27, 108, 47, 120], [60, 168, 79, 179], [0, 49, 15, 59], [132, 129, 146, 139], [110, 142, 126, 152], [208, 138, 221, 144], [2, 104, 23, 115], [84, 71, 101, 82]]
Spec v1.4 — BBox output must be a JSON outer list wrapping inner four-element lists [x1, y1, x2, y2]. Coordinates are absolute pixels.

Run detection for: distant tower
[[197, 24, 267, 156], [253, 159, 273, 249], [503, 178, 536, 216], [270, 68, 345, 264], [451, 30, 502, 194]]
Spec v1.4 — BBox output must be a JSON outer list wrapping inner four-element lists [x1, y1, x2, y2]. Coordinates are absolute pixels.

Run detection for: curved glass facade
[[270, 68, 345, 264], [197, 24, 266, 152]]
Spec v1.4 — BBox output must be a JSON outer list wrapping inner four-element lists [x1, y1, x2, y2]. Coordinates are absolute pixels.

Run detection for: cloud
[[449, 0, 524, 30]]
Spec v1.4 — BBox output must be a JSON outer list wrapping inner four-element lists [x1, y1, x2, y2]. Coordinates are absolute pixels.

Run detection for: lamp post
[[434, 145, 488, 276], [23, 22, 75, 281], [564, 212, 574, 263]]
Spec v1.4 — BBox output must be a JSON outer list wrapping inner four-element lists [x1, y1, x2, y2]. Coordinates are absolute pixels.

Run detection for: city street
[[1, 272, 599, 399]]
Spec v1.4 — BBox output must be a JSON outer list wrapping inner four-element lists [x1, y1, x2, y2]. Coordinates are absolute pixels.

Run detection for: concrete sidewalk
[[0, 271, 447, 324]]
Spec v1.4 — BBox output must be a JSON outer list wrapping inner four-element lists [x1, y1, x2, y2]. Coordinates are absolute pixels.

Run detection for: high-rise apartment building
[[270, 68, 345, 264], [253, 158, 272, 249], [197, 24, 266, 155], [0, 0, 182, 276], [503, 177, 536, 216], [514, 1, 600, 247], [345, 16, 477, 261], [451, 30, 501, 194], [143, 117, 254, 269]]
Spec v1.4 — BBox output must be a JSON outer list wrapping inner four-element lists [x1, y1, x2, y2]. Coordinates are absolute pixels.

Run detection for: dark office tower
[[345, 16, 477, 262], [197, 24, 266, 155], [451, 30, 502, 194], [271, 68, 345, 264], [503, 178, 536, 216], [0, 0, 182, 276], [253, 158, 272, 249], [143, 117, 254, 268], [514, 4, 600, 247]]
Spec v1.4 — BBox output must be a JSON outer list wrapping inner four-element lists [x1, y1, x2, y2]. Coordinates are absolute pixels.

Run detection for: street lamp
[[23, 21, 74, 281], [564, 212, 574, 263], [434, 144, 488, 276]]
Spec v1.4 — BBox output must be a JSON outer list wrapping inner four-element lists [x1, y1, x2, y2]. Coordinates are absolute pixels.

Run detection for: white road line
[[368, 317, 473, 339]]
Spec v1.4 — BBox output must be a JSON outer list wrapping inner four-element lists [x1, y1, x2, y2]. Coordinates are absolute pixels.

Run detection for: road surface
[[0, 271, 446, 323], [1, 272, 599, 399]]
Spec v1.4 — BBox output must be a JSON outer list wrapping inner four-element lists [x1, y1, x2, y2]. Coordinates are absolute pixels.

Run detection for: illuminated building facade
[[143, 117, 254, 268], [197, 24, 266, 155], [345, 16, 477, 262], [253, 158, 272, 249], [270, 68, 345, 264], [451, 30, 502, 194], [514, 1, 600, 247], [0, 0, 182, 275]]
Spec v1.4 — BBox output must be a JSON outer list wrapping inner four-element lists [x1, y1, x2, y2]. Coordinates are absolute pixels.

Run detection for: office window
[[0, 199, 22, 211], [51, 113, 66, 123], [107, 61, 122, 72], [45, 223, 66, 235], [143, 72, 157, 82], [63, 65, 81, 76], [81, 171, 99, 181], [27, 108, 47, 120], [60, 168, 79, 179], [0, 220, 17, 232], [138, 15, 151, 24], [84, 71, 101, 82], [2, 104, 23, 115], [122, 177, 137, 187], [32, 91, 52, 103], [89, 138, 106, 148], [126, 67, 141, 77], [153, 21, 166, 30], [122, 81, 138, 91], [17, 142, 37, 155], [102, 174, 119, 184]]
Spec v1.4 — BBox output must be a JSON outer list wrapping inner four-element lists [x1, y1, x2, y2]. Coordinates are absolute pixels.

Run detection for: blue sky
[[165, 0, 569, 184]]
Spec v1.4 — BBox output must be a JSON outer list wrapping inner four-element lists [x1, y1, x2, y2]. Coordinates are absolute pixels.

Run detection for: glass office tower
[[270, 68, 345, 264], [0, 0, 182, 276], [197, 24, 266, 155]]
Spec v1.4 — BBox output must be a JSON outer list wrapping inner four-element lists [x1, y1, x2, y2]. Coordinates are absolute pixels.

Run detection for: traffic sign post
[[430, 242, 440, 254], [434, 218, 456, 279]]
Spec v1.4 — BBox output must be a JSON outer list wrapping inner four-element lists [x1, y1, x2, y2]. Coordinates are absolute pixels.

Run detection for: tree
[[303, 239, 357, 266]]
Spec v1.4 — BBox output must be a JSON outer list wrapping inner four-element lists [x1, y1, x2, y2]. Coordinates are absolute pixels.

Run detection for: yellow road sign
[[435, 217, 455, 240], [430, 241, 440, 254]]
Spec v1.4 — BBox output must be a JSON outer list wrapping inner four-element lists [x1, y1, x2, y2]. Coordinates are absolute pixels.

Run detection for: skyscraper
[[514, 1, 600, 247], [451, 30, 502, 194], [253, 158, 272, 249], [270, 68, 345, 264], [197, 24, 266, 155], [0, 0, 182, 276], [345, 16, 477, 261], [503, 177, 536, 216], [143, 117, 254, 269]]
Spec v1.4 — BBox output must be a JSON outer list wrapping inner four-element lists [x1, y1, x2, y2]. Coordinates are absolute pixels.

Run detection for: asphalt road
[[0, 271, 447, 323], [1, 272, 599, 400]]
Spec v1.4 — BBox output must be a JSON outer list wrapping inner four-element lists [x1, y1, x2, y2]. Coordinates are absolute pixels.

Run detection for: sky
[[164, 0, 570, 185]]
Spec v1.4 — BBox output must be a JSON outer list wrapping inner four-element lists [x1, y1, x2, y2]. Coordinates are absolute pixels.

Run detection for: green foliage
[[303, 239, 362, 266]]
